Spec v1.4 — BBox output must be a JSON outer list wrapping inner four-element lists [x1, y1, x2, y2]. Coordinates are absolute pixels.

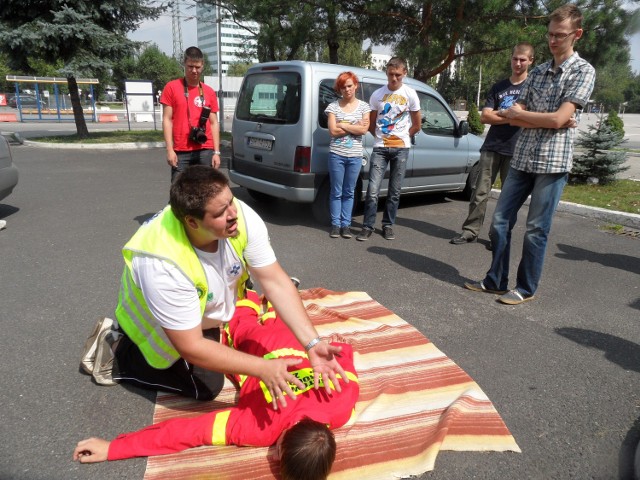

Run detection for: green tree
[[593, 62, 632, 110], [603, 109, 625, 138], [318, 37, 372, 68], [0, 53, 17, 94], [0, 1, 165, 137], [571, 123, 628, 184], [466, 102, 484, 136], [136, 45, 183, 95], [338, 0, 637, 82], [227, 62, 253, 77], [200, 0, 368, 66], [623, 73, 640, 113], [111, 55, 138, 101]]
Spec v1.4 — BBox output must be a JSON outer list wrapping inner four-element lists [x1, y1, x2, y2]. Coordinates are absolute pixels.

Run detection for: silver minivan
[[230, 61, 482, 222]]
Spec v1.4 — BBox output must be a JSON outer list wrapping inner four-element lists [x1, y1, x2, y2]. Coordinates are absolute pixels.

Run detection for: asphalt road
[[0, 143, 638, 480]]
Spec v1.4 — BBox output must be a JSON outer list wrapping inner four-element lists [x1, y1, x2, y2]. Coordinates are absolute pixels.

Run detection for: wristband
[[305, 336, 322, 352], [213, 151, 221, 155]]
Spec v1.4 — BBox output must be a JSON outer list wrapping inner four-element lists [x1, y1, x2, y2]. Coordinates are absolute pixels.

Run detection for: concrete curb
[[22, 139, 166, 150], [489, 189, 640, 229], [20, 138, 232, 151]]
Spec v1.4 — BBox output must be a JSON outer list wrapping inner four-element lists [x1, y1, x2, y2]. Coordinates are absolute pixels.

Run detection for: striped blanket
[[144, 289, 520, 480]]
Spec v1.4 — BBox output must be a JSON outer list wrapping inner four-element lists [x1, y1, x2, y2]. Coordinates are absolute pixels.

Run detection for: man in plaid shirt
[[465, 3, 595, 305]]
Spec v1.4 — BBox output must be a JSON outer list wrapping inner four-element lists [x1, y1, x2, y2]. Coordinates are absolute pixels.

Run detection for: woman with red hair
[[325, 72, 371, 239]]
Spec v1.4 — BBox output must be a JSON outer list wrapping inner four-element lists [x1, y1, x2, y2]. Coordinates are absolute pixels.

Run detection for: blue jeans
[[171, 149, 214, 182], [483, 167, 568, 297], [328, 153, 362, 227], [362, 147, 409, 229]]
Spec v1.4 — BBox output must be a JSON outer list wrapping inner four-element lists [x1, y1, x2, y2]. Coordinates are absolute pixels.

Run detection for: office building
[[195, 4, 259, 75]]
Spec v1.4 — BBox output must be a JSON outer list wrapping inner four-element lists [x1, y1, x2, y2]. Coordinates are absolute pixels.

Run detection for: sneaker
[[330, 226, 341, 238], [497, 290, 535, 305], [450, 233, 477, 245], [80, 317, 114, 375], [290, 276, 301, 289], [0, 220, 6, 231], [464, 280, 508, 295], [92, 329, 123, 386], [356, 228, 373, 241], [382, 225, 395, 240], [340, 227, 352, 239]]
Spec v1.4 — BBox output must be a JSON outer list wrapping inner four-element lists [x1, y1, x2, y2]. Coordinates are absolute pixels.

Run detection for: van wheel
[[462, 162, 480, 200], [247, 189, 276, 204], [311, 181, 330, 225]]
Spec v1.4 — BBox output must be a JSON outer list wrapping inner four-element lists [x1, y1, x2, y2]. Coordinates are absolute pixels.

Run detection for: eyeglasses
[[546, 30, 578, 41]]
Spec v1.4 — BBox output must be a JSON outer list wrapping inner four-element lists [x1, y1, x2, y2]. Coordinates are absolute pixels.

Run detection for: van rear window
[[236, 72, 301, 124]]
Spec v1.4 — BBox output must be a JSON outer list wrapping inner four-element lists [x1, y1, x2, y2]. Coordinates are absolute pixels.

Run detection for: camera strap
[[183, 77, 205, 127]]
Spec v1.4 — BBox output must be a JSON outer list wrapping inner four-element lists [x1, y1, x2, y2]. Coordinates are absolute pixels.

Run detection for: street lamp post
[[216, 3, 224, 133]]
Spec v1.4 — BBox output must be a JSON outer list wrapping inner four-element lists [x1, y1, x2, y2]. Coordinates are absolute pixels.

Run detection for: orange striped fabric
[[144, 289, 520, 480]]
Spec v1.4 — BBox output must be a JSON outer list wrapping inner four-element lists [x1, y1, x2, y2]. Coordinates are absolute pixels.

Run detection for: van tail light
[[294, 146, 311, 173]]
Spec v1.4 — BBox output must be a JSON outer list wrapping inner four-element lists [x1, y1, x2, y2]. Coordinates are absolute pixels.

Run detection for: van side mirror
[[456, 120, 469, 137]]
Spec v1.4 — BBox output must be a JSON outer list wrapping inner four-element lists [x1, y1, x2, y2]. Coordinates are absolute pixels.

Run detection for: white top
[[325, 99, 371, 157], [369, 84, 420, 148], [131, 202, 276, 330]]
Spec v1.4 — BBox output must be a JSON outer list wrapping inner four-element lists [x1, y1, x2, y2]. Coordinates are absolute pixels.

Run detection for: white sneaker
[[0, 220, 6, 231], [92, 329, 122, 386], [80, 317, 114, 374]]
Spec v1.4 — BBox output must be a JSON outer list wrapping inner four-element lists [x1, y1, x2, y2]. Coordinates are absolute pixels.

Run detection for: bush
[[466, 101, 484, 135], [603, 109, 624, 138], [571, 123, 628, 185]]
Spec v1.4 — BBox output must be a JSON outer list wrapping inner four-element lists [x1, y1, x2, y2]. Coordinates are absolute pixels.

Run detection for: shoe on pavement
[[356, 228, 373, 241], [80, 317, 114, 374], [340, 227, 352, 239], [93, 329, 123, 386], [290, 276, 301, 289], [450, 233, 477, 245], [497, 290, 535, 305], [464, 280, 508, 295], [330, 226, 340, 238], [449, 233, 478, 245], [382, 225, 395, 240], [0, 219, 6, 231]]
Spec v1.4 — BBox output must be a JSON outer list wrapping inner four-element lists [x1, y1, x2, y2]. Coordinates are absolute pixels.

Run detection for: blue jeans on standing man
[[483, 167, 568, 298], [362, 147, 409, 230], [328, 153, 362, 227]]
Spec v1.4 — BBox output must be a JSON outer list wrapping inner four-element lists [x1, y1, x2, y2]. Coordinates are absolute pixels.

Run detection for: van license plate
[[248, 137, 273, 151]]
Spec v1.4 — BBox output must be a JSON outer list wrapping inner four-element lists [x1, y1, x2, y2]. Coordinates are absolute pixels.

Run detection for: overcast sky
[[128, 14, 640, 74]]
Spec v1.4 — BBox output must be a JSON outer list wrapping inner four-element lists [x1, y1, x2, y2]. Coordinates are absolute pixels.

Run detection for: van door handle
[[254, 155, 262, 162]]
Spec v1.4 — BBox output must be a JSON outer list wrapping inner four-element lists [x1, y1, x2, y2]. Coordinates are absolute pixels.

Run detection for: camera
[[189, 106, 211, 144]]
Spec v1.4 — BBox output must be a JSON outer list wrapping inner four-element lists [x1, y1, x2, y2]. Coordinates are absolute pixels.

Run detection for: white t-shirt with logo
[[369, 84, 420, 148], [131, 202, 276, 330]]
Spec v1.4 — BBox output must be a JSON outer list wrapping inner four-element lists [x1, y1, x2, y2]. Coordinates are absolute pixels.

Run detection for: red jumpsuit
[[108, 292, 359, 460]]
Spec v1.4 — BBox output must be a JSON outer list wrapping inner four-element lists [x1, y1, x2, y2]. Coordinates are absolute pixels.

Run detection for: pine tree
[[571, 123, 629, 184], [603, 109, 625, 138], [0, 1, 164, 138], [466, 102, 484, 136]]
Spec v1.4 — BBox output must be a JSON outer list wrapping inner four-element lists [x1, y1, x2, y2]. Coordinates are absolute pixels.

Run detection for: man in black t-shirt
[[450, 42, 534, 246]]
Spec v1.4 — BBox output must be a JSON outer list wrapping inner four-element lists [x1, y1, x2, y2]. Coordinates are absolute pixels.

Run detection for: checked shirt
[[512, 52, 596, 174]]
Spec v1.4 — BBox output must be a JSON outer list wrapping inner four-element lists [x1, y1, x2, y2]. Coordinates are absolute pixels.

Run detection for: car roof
[[245, 60, 440, 96]]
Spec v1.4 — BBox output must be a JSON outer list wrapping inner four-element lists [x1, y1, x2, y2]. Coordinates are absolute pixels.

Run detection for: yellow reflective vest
[[115, 200, 249, 369]]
